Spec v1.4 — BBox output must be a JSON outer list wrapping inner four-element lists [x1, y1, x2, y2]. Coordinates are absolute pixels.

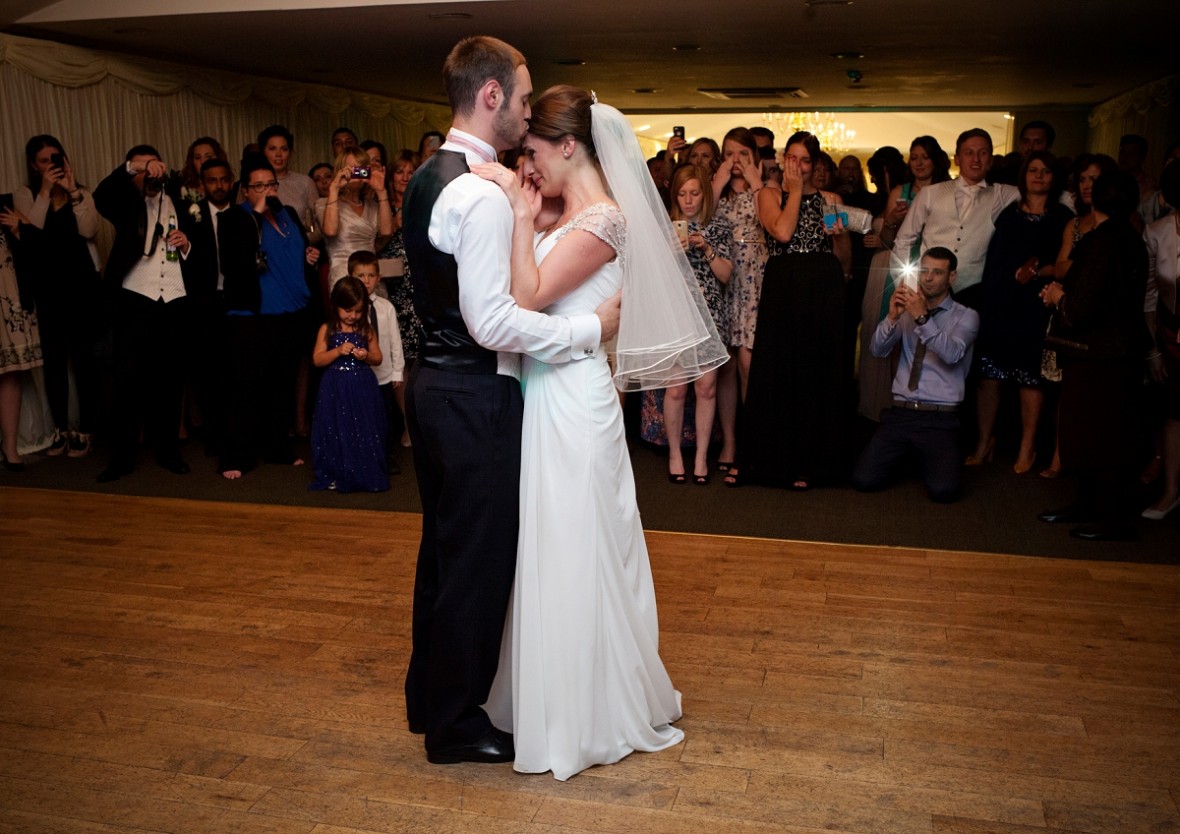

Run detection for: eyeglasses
[[247, 181, 280, 192]]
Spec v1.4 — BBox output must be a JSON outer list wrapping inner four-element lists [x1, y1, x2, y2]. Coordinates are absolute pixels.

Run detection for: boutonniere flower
[[188, 202, 203, 224]]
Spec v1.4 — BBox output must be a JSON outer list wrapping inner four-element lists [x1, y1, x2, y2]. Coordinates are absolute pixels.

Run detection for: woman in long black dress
[[969, 151, 1073, 473], [727, 131, 850, 489], [1037, 172, 1150, 541]]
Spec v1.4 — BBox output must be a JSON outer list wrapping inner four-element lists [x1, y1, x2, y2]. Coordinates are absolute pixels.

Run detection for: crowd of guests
[[0, 125, 448, 491], [637, 122, 1178, 541], [1, 119, 1177, 540]]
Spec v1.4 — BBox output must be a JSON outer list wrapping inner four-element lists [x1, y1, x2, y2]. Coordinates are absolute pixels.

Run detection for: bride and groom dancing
[[403, 35, 726, 781]]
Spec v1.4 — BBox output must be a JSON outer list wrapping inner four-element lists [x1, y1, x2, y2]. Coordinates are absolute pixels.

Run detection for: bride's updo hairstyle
[[528, 85, 597, 161]]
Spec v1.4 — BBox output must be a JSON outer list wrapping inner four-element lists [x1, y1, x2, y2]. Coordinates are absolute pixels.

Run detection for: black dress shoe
[[159, 457, 191, 475], [97, 462, 133, 483], [1037, 504, 1090, 524], [426, 728, 514, 765], [1069, 523, 1137, 542]]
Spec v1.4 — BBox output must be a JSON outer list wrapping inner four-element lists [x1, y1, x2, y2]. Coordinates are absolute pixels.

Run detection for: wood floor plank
[[1, 486, 1178, 834]]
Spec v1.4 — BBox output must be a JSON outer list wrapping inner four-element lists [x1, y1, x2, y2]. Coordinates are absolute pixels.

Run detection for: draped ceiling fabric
[[0, 33, 451, 200], [1087, 74, 1179, 163]]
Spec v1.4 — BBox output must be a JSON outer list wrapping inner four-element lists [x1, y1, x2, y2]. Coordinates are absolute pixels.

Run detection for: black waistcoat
[[403, 150, 498, 374]]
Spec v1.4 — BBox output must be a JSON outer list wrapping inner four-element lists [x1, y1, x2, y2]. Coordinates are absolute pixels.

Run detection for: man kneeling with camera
[[852, 247, 980, 503]]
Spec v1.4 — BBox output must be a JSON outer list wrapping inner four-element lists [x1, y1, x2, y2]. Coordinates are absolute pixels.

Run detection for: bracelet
[[1146, 350, 1162, 360], [326, 201, 338, 206], [707, 249, 716, 262]]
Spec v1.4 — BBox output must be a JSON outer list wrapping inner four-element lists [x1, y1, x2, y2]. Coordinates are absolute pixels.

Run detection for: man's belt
[[893, 399, 959, 413]]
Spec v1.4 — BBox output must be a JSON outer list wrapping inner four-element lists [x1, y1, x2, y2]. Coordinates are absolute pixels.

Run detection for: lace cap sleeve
[[558, 202, 627, 258]]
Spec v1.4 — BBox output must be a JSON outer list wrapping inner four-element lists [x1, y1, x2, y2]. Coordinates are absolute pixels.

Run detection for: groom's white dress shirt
[[427, 128, 601, 380]]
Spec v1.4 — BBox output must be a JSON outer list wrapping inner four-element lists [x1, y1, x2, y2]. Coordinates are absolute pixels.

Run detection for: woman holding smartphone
[[878, 136, 951, 254], [14, 135, 102, 458], [644, 164, 734, 482]]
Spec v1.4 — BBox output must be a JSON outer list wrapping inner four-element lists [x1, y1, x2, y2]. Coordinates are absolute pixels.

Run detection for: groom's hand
[[594, 291, 622, 342]]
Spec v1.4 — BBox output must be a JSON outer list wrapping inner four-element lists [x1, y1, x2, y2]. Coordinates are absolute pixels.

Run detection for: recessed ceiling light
[[554, 59, 586, 66], [673, 44, 701, 52], [427, 12, 473, 20], [830, 51, 864, 60], [632, 88, 660, 94]]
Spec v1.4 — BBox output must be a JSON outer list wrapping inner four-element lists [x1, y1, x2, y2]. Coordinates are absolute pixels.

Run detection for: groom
[[402, 36, 621, 765]]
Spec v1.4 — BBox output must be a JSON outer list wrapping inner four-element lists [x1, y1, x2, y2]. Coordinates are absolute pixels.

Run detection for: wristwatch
[[914, 313, 930, 326]]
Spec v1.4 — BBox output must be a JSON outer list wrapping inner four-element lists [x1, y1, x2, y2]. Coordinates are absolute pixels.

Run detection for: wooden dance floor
[[1, 486, 1178, 833]]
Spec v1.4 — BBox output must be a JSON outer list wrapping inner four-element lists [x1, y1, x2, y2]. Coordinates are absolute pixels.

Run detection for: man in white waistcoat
[[890, 128, 1019, 310]]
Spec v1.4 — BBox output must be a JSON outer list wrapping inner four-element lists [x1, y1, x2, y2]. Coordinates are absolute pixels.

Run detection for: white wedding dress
[[486, 203, 684, 781]]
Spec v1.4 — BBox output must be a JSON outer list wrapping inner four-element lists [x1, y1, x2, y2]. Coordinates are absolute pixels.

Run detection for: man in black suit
[[182, 158, 236, 456], [402, 36, 619, 767], [93, 144, 217, 482]]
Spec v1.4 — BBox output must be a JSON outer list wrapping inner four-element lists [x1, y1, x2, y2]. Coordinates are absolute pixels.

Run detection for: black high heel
[[1, 450, 25, 473]]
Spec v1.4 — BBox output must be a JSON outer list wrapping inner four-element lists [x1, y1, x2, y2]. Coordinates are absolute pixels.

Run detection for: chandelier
[[761, 112, 857, 155]]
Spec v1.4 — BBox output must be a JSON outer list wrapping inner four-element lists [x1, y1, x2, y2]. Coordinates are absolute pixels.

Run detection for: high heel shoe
[[1038, 466, 1061, 480], [1, 449, 25, 473], [1142, 496, 1180, 520], [965, 438, 995, 466], [1013, 451, 1036, 475]]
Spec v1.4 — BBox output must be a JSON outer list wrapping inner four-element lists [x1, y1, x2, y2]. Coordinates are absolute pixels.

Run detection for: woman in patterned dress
[[660, 163, 733, 483], [0, 201, 44, 471], [376, 149, 422, 448]]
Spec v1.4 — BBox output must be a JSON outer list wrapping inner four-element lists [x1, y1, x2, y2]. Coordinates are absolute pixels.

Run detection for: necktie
[[907, 308, 943, 392], [961, 185, 982, 222], [369, 305, 379, 341]]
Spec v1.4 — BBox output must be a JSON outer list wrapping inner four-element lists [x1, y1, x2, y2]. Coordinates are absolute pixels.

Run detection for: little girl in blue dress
[[309, 276, 389, 492]]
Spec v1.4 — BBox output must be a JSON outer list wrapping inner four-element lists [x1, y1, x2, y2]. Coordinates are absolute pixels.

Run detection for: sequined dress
[[309, 330, 389, 492]]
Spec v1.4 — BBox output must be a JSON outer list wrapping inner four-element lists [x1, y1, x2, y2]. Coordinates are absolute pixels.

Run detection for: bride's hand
[[473, 162, 549, 227]]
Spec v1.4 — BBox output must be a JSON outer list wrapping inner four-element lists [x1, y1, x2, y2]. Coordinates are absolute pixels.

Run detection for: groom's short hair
[[444, 35, 526, 118]]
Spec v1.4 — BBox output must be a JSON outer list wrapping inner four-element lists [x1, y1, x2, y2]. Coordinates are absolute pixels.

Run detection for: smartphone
[[0, 194, 13, 213], [672, 126, 685, 141], [50, 152, 65, 169], [672, 219, 688, 244], [351, 166, 371, 179]]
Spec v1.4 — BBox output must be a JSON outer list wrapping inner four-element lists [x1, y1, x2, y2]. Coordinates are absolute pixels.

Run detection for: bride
[[477, 86, 726, 780]]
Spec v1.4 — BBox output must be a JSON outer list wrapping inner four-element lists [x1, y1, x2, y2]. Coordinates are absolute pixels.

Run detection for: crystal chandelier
[[761, 112, 857, 155]]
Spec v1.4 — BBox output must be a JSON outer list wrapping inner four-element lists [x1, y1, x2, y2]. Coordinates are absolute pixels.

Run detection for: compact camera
[[351, 166, 371, 179]]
